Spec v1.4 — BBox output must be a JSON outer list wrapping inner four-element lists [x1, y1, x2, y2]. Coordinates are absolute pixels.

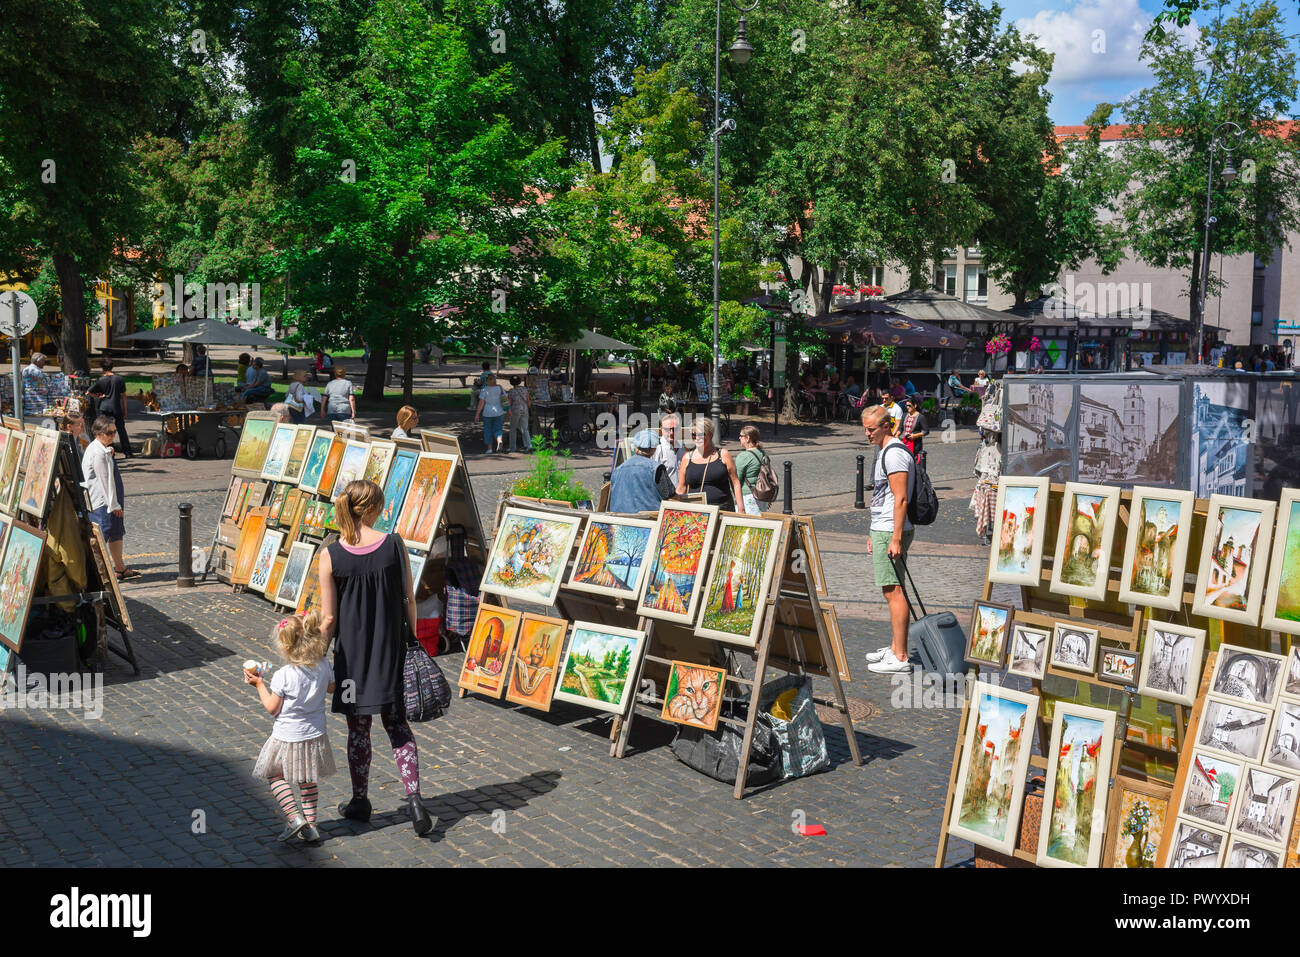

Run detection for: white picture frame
[[1263, 696, 1300, 774], [1049, 621, 1100, 675], [1117, 486, 1194, 612], [273, 541, 316, 608], [552, 621, 647, 716], [565, 515, 657, 601], [986, 476, 1049, 586], [1007, 624, 1050, 680], [1230, 764, 1299, 849], [330, 440, 372, 500], [1209, 643, 1286, 708], [693, 515, 785, 647], [1175, 749, 1244, 830], [259, 423, 299, 482], [1194, 695, 1272, 764], [1165, 819, 1228, 868], [636, 501, 720, 625], [947, 682, 1039, 856], [1191, 494, 1276, 626], [1261, 488, 1300, 637], [1049, 482, 1121, 602], [481, 507, 586, 607], [248, 529, 286, 594], [279, 425, 318, 485], [1037, 702, 1116, 868], [1136, 620, 1206, 708], [1225, 837, 1282, 868]]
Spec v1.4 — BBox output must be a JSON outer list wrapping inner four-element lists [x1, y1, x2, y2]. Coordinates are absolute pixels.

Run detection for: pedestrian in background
[[86, 358, 132, 458], [392, 405, 418, 440], [475, 373, 505, 453], [285, 369, 309, 424], [61, 409, 91, 454], [505, 375, 532, 453], [236, 353, 252, 385], [652, 413, 684, 476], [82, 415, 138, 579], [610, 430, 674, 512], [900, 394, 929, 462], [861, 405, 915, 675], [733, 425, 770, 515], [322, 366, 355, 423], [677, 418, 742, 512]]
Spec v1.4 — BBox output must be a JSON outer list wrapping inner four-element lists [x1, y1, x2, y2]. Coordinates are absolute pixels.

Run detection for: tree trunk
[[362, 327, 390, 402], [53, 252, 91, 374], [403, 336, 414, 406]]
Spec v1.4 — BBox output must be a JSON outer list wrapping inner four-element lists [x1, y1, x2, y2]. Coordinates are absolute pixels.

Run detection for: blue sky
[[998, 0, 1300, 124]]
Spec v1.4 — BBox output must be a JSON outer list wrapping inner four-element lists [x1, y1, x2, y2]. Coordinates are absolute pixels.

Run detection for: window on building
[[964, 265, 988, 302], [966, 246, 982, 257], [1252, 274, 1265, 326], [934, 264, 957, 297]]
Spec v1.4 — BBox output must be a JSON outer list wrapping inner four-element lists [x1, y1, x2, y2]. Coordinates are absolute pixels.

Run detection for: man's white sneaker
[[865, 646, 893, 663], [867, 651, 914, 674]]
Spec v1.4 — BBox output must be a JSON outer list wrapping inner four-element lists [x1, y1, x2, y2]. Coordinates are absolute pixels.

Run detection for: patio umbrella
[[117, 319, 291, 405], [806, 300, 969, 350]]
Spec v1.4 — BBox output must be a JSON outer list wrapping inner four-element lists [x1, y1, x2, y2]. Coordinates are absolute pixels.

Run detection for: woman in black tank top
[[676, 417, 744, 511]]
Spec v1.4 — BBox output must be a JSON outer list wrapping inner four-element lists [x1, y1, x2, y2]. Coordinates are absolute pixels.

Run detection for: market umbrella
[[806, 299, 969, 350], [117, 319, 291, 405]]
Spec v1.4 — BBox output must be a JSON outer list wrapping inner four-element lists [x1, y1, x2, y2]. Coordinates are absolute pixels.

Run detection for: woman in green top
[[734, 425, 768, 515]]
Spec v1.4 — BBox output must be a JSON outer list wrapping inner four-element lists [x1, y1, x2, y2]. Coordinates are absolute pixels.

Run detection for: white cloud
[[1015, 0, 1198, 86]]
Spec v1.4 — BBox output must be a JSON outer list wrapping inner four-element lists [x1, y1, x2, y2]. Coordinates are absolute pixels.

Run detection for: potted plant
[[507, 432, 595, 506]]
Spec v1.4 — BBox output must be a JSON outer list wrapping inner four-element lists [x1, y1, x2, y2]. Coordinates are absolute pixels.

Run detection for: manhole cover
[[815, 696, 876, 724]]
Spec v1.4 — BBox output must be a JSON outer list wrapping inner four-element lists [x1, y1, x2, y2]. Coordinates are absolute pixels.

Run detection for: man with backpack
[[862, 404, 917, 674]]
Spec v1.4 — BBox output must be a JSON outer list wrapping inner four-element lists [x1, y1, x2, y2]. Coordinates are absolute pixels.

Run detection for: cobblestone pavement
[[1, 417, 991, 866]]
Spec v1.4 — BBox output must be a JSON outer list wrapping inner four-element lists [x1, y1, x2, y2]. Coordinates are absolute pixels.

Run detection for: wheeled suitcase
[[890, 557, 968, 677]]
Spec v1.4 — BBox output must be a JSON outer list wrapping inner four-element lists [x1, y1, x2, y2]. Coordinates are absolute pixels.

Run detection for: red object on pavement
[[416, 617, 441, 658], [796, 824, 826, 836]]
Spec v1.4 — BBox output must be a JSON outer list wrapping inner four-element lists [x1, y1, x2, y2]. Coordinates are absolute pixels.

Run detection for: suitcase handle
[[889, 556, 927, 621]]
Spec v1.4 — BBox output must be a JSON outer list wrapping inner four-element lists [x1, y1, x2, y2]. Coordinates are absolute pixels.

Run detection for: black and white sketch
[[1137, 622, 1205, 708], [1050, 623, 1099, 674], [1076, 382, 1181, 486], [1265, 699, 1300, 773], [1008, 624, 1049, 679], [1226, 838, 1281, 869], [1196, 698, 1270, 762], [1167, 820, 1226, 869], [1211, 647, 1284, 706], [1232, 766, 1298, 846], [1178, 751, 1241, 827], [1286, 647, 1300, 698]]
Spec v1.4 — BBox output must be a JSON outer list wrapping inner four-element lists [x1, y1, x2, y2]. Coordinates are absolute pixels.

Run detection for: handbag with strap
[[402, 618, 452, 721]]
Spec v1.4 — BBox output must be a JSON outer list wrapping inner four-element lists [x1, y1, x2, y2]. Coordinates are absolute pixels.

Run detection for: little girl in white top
[[248, 610, 337, 843]]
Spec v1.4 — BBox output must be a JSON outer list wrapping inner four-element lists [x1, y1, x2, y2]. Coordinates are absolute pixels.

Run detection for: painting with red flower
[[1038, 703, 1116, 868]]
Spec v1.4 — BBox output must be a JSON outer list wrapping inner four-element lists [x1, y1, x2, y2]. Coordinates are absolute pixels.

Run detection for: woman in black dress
[[318, 479, 432, 835], [676, 417, 744, 512]]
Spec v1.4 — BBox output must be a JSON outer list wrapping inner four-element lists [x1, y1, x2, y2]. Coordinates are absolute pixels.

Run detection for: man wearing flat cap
[[609, 429, 677, 513]]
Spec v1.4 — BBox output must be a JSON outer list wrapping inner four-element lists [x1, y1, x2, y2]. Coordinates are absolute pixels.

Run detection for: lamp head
[[729, 17, 753, 64], [1221, 151, 1238, 184]]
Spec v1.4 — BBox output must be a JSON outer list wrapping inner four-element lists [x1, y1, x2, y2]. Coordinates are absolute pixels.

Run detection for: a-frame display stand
[[470, 499, 861, 799], [934, 483, 1196, 868]]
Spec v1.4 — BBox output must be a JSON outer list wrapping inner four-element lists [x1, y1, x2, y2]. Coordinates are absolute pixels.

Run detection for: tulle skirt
[[251, 734, 337, 782]]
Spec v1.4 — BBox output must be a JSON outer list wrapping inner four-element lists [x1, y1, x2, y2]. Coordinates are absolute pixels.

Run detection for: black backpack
[[907, 455, 939, 526]]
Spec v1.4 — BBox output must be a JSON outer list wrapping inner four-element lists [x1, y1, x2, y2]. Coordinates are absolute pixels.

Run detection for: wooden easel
[[934, 483, 1206, 868]]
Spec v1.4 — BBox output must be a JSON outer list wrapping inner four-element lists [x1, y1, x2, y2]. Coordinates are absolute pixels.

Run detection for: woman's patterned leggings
[[345, 713, 419, 798]]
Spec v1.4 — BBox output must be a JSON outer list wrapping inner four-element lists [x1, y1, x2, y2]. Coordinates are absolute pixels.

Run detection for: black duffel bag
[[669, 712, 781, 787]]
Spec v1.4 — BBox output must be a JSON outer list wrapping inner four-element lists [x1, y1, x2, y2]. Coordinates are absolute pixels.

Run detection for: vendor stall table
[[138, 409, 244, 459], [533, 401, 598, 443]]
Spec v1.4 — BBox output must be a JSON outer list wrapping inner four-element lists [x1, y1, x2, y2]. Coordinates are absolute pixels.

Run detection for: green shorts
[[871, 529, 914, 587]]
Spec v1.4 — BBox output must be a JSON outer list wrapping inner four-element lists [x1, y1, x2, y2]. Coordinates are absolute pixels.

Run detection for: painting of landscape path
[[554, 624, 645, 715]]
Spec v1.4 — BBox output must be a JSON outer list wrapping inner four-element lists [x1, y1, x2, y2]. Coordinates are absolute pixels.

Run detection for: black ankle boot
[[408, 794, 433, 836], [338, 796, 372, 822]]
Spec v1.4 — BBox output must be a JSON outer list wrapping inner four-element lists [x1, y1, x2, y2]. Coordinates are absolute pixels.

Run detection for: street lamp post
[[1193, 121, 1243, 364], [712, 0, 757, 435]]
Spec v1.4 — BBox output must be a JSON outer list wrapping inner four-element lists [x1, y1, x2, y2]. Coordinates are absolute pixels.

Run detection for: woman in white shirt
[[392, 405, 418, 440], [474, 375, 506, 453], [82, 415, 138, 579]]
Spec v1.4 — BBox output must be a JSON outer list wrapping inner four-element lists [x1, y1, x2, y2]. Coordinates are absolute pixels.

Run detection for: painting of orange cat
[[660, 661, 726, 731]]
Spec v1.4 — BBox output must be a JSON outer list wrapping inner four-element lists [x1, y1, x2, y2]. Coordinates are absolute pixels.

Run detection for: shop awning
[[884, 288, 1029, 326], [807, 299, 969, 350]]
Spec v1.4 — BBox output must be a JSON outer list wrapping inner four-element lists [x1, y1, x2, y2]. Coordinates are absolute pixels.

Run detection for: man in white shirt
[[861, 405, 916, 674], [652, 414, 684, 475]]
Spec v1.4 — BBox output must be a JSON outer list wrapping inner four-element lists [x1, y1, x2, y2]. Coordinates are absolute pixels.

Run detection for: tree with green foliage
[[1114, 0, 1300, 357]]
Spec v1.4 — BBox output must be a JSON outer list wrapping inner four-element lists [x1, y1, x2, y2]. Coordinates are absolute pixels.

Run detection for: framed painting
[[1231, 765, 1298, 847], [566, 515, 656, 600], [1264, 697, 1300, 774], [331, 420, 370, 442], [1196, 695, 1271, 764], [232, 411, 280, 478], [231, 507, 269, 585], [323, 503, 338, 532], [947, 682, 1039, 856], [419, 429, 463, 459], [1097, 646, 1139, 688], [17, 426, 59, 519], [1050, 621, 1100, 675], [274, 541, 316, 609], [87, 521, 132, 633], [1226, 837, 1283, 868], [821, 606, 852, 683], [297, 431, 335, 495], [1175, 749, 1243, 829], [1164, 819, 1228, 868], [259, 423, 299, 482], [1209, 643, 1285, 707], [0, 520, 47, 652], [1037, 702, 1116, 868], [661, 660, 727, 731], [284, 493, 311, 544], [1262, 488, 1300, 636], [481, 507, 584, 606], [791, 515, 827, 596], [553, 621, 647, 716], [279, 489, 303, 531], [965, 600, 1015, 668], [1007, 623, 1049, 680], [221, 476, 245, 520], [1136, 620, 1205, 707], [0, 431, 12, 515], [295, 550, 324, 617], [329, 440, 372, 500], [1104, 776, 1170, 869], [394, 452, 459, 552], [987, 476, 1049, 586], [1117, 486, 1195, 611], [695, 515, 784, 647], [1288, 646, 1300, 699], [504, 613, 569, 711], [637, 501, 720, 625], [266, 483, 290, 526], [315, 438, 347, 503], [375, 447, 421, 534], [363, 439, 396, 489], [407, 548, 428, 592], [1049, 482, 1121, 602], [0, 428, 25, 513], [249, 529, 286, 593], [281, 425, 317, 485], [1191, 494, 1276, 625], [458, 604, 523, 699], [264, 555, 288, 601]]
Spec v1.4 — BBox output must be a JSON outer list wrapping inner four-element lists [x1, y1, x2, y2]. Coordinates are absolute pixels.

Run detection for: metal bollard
[[177, 502, 195, 588], [603, 471, 611, 484], [854, 455, 865, 509], [782, 461, 793, 515]]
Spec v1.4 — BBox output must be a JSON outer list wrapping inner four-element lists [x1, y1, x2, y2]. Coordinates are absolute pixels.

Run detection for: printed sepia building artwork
[[1196, 697, 1271, 763], [1075, 382, 1180, 486], [1166, 820, 1228, 868], [1136, 621, 1205, 708], [1003, 381, 1073, 481], [1232, 766, 1299, 846], [1050, 622, 1099, 675], [1190, 381, 1253, 497]]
